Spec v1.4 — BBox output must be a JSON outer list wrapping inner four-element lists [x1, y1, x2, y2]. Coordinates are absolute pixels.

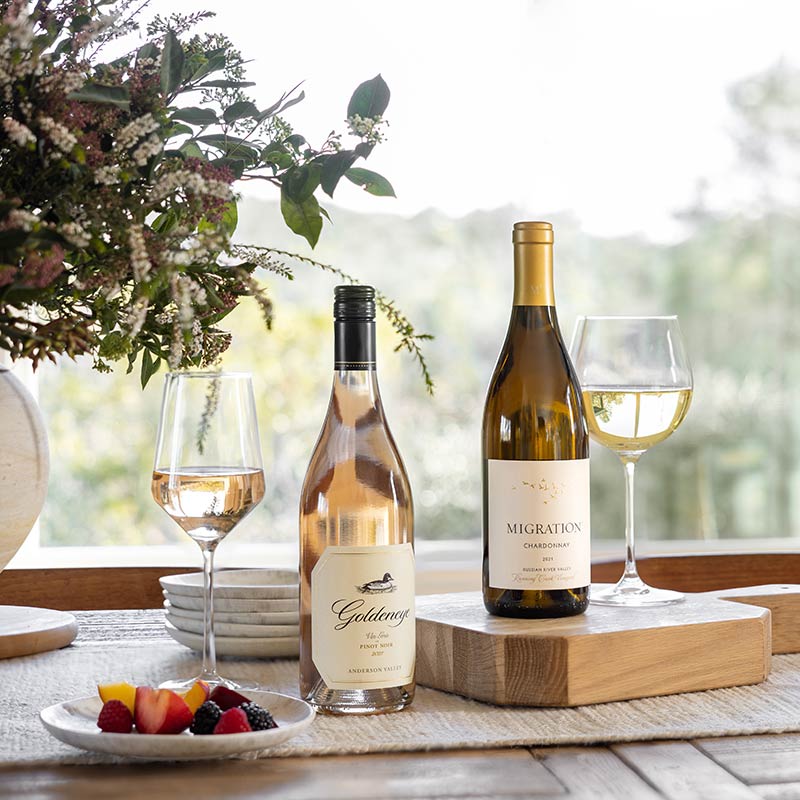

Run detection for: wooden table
[[2, 608, 799, 800]]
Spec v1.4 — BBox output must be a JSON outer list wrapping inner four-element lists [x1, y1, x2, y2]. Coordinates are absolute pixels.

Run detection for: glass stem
[[622, 457, 641, 582], [199, 541, 220, 683]]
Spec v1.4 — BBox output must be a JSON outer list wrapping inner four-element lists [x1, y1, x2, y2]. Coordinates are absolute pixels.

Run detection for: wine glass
[[152, 372, 265, 690], [570, 317, 693, 606]]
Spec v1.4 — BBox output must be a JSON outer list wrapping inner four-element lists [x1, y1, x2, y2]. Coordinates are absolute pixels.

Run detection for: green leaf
[[212, 156, 247, 178], [347, 74, 390, 119], [220, 201, 238, 236], [199, 79, 256, 89], [164, 123, 193, 138], [223, 101, 260, 124], [171, 107, 217, 125], [140, 348, 160, 389], [180, 141, 204, 159], [280, 189, 322, 248], [257, 88, 306, 121], [189, 50, 226, 82], [283, 164, 321, 203], [137, 43, 159, 61], [284, 134, 306, 151], [345, 168, 396, 197], [321, 150, 358, 197], [160, 30, 185, 97], [68, 83, 130, 110]]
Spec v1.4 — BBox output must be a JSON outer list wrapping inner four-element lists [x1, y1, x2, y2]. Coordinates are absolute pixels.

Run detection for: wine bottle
[[482, 221, 591, 617], [299, 285, 415, 714]]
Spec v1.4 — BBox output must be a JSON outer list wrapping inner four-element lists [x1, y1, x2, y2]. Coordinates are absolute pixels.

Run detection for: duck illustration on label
[[356, 573, 396, 594]]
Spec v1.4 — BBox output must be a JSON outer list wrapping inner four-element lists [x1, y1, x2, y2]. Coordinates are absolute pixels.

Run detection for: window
[[27, 1, 800, 559]]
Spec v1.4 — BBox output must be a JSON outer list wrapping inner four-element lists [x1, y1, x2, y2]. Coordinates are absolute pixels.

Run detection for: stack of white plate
[[160, 569, 299, 658]]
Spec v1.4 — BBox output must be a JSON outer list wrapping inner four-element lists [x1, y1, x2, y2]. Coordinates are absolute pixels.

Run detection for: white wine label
[[311, 543, 415, 691], [488, 458, 590, 590]]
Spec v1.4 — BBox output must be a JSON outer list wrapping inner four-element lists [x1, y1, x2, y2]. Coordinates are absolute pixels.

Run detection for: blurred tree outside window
[[33, 22, 800, 553]]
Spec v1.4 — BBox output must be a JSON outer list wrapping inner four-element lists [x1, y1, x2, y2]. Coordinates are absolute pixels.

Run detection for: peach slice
[[180, 680, 210, 714], [134, 687, 193, 735], [98, 682, 137, 715]]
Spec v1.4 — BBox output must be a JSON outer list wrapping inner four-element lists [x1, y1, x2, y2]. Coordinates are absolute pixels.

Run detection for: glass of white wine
[[152, 372, 265, 690], [570, 316, 693, 606]]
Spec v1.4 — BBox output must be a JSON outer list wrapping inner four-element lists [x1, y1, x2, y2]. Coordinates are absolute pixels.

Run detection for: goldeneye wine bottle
[[482, 222, 590, 617], [299, 285, 415, 714]]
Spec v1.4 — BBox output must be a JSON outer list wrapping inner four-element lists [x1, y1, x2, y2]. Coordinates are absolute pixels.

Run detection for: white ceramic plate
[[165, 622, 299, 658], [160, 570, 298, 600], [40, 690, 313, 761], [165, 612, 299, 639], [164, 591, 298, 614], [164, 602, 299, 626]]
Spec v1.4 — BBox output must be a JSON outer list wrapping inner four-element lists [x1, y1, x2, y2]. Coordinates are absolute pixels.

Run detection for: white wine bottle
[[482, 221, 590, 617], [299, 285, 415, 714]]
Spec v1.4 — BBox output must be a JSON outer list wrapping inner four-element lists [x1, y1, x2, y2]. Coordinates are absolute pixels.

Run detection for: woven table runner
[[2, 610, 800, 765]]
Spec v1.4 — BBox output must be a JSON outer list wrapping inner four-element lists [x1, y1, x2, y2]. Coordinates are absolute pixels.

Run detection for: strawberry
[[97, 699, 134, 733], [208, 685, 250, 711], [213, 707, 252, 735], [134, 686, 194, 735]]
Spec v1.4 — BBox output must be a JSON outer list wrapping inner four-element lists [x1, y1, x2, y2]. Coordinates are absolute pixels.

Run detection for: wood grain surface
[[416, 589, 776, 706]]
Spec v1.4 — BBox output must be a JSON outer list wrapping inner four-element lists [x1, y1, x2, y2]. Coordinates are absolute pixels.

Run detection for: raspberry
[[239, 701, 278, 731], [213, 707, 252, 735], [190, 700, 222, 735], [97, 699, 133, 733]]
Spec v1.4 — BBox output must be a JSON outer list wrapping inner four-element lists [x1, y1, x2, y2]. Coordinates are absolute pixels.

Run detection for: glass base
[[159, 674, 268, 693], [591, 576, 685, 607], [305, 682, 414, 715]]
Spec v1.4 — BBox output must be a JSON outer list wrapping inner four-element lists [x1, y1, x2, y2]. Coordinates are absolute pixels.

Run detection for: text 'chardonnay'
[[482, 222, 590, 617], [299, 285, 415, 714]]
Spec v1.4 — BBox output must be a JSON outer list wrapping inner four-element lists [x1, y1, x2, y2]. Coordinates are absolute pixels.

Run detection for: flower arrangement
[[0, 1, 432, 388]]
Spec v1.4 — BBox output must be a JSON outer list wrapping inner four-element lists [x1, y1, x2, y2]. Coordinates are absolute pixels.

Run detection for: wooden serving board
[[414, 585, 800, 707], [0, 605, 78, 660]]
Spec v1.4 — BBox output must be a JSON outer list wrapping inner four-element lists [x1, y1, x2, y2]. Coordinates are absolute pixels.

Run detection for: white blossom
[[132, 133, 163, 166], [128, 224, 150, 281], [116, 113, 159, 151], [152, 169, 233, 204], [60, 221, 91, 248], [94, 165, 120, 186], [168, 324, 183, 369], [346, 114, 387, 144], [189, 319, 203, 358], [6, 208, 38, 231], [38, 115, 77, 153], [2, 117, 35, 147], [125, 297, 149, 337]]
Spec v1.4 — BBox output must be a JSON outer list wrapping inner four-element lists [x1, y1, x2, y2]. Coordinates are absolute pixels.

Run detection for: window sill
[[6, 536, 799, 572]]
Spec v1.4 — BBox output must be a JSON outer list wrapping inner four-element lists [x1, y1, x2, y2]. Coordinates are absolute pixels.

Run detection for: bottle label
[[487, 458, 591, 590], [311, 543, 415, 690]]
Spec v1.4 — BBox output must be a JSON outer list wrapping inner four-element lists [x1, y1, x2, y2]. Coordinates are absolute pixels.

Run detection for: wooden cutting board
[[0, 605, 78, 659], [414, 585, 800, 707]]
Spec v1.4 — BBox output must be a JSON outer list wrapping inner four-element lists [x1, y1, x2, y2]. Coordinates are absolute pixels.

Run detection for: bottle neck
[[513, 242, 554, 306], [334, 319, 376, 371]]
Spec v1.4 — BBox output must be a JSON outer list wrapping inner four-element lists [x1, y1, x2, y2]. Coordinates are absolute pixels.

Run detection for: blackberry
[[190, 700, 222, 735], [239, 701, 278, 731]]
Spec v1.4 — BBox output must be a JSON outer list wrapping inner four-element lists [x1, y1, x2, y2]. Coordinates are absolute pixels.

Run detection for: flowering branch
[[0, 1, 431, 391]]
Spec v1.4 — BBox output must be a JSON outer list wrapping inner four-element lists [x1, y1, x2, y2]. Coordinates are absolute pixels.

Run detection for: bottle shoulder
[[300, 403, 412, 504], [483, 308, 589, 458]]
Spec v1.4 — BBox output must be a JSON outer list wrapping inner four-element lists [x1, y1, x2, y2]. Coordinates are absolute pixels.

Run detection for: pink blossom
[[20, 245, 65, 288]]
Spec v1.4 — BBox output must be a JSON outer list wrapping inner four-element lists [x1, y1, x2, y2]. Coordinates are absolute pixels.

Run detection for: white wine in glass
[[152, 372, 265, 690], [571, 317, 693, 606]]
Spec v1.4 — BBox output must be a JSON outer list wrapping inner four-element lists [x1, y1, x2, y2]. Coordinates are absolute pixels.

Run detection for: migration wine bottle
[[482, 221, 591, 617], [299, 285, 415, 714]]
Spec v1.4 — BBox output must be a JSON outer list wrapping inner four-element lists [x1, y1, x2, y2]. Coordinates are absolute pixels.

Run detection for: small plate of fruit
[[40, 681, 314, 760]]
